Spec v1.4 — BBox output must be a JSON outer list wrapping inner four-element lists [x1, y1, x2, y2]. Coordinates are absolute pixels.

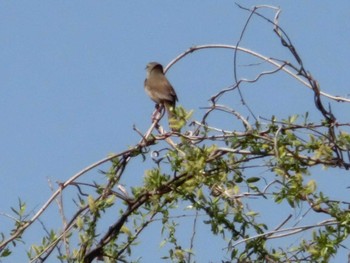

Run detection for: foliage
[[1, 5, 350, 263]]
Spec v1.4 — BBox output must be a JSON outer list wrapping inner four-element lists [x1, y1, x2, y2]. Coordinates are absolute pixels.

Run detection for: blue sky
[[1, 1, 350, 262]]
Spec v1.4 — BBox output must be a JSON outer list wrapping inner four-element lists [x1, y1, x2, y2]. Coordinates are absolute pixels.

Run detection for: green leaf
[[246, 177, 260, 183]]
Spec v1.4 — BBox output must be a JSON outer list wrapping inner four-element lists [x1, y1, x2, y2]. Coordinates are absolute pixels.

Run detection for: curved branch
[[165, 44, 350, 103], [232, 219, 338, 248]]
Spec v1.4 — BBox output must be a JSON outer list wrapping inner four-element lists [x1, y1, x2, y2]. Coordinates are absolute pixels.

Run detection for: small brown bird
[[144, 62, 178, 121]]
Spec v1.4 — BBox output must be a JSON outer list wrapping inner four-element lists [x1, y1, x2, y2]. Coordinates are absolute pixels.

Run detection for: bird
[[144, 62, 178, 122]]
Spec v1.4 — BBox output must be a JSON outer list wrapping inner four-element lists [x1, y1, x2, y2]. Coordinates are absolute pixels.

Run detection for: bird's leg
[[151, 104, 166, 129], [155, 103, 161, 111], [151, 104, 160, 122]]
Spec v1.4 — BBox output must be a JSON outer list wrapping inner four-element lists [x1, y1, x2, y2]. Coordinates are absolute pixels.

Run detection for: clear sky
[[1, 1, 350, 262]]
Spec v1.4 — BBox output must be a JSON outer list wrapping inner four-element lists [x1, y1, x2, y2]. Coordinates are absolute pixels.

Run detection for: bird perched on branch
[[144, 62, 178, 122]]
